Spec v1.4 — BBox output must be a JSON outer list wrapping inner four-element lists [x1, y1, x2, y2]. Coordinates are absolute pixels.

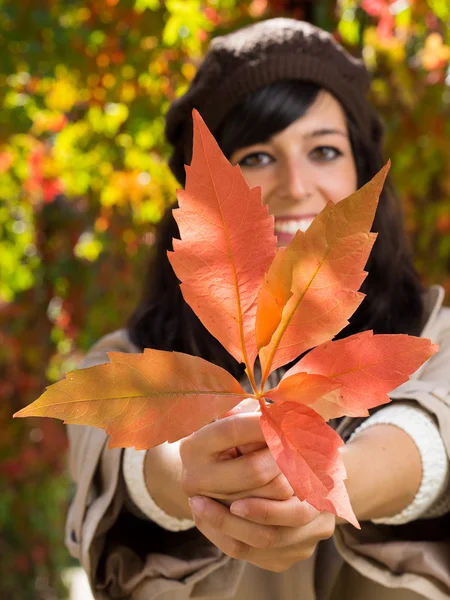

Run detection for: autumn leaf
[[14, 112, 439, 527], [256, 163, 388, 384], [260, 401, 359, 527], [264, 372, 341, 407], [14, 350, 248, 450], [279, 330, 439, 420], [255, 246, 289, 351], [169, 109, 277, 377]]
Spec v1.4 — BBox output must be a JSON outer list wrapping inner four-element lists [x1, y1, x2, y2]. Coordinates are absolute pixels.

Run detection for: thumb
[[234, 400, 265, 455], [220, 399, 265, 456], [221, 398, 260, 418]]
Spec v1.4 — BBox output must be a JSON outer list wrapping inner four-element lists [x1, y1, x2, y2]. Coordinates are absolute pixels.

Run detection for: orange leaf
[[283, 331, 439, 420], [13, 113, 439, 532], [14, 350, 247, 450], [255, 246, 290, 350], [265, 372, 341, 406], [260, 401, 359, 527], [257, 163, 390, 383], [169, 110, 277, 372]]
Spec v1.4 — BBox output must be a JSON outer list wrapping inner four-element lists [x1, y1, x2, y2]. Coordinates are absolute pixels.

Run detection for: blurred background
[[0, 0, 449, 598]]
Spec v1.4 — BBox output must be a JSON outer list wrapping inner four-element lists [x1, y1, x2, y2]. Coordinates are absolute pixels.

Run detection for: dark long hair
[[127, 81, 424, 380]]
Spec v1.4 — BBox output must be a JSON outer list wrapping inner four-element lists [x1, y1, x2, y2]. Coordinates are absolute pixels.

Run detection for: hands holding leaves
[[180, 406, 335, 572], [190, 493, 335, 573]]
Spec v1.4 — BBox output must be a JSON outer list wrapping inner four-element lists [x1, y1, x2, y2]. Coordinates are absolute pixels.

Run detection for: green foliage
[[336, 0, 450, 292], [1, 0, 449, 597], [0, 0, 264, 597]]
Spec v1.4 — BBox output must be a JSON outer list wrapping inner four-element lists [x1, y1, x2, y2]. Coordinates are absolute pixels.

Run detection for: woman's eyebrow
[[307, 128, 348, 138], [246, 127, 348, 147]]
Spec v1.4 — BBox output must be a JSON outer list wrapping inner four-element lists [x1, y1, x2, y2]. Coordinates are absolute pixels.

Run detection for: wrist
[[339, 423, 422, 523], [143, 443, 193, 521]]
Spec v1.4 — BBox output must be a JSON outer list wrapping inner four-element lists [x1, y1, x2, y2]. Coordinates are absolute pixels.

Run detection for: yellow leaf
[[14, 350, 247, 450]]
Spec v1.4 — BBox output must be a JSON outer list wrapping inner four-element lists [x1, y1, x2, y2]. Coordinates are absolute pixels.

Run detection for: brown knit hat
[[165, 18, 384, 184]]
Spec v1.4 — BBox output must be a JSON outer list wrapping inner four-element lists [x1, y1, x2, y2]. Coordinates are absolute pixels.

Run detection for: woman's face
[[230, 90, 358, 245]]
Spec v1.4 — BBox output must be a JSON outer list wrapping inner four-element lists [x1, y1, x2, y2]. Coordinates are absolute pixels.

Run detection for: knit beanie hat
[[165, 18, 384, 184]]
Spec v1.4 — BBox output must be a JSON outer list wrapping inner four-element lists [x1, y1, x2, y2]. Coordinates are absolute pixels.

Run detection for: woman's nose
[[284, 155, 312, 201]]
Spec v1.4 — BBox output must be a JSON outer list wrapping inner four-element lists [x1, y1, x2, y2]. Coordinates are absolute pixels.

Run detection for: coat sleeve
[[334, 308, 450, 600], [64, 330, 245, 600]]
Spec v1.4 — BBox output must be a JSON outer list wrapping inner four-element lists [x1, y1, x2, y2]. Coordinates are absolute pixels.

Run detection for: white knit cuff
[[347, 403, 450, 525], [123, 447, 195, 532]]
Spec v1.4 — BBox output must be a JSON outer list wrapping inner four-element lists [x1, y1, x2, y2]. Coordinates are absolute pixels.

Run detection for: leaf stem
[[245, 365, 259, 395]]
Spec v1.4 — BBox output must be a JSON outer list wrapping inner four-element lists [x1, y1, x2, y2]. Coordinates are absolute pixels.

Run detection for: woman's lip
[[274, 214, 318, 222]]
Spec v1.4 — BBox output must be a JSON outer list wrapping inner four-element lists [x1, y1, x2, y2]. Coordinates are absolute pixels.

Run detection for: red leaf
[[14, 350, 247, 450], [361, 0, 389, 17], [260, 401, 359, 527], [0, 151, 13, 173], [283, 331, 439, 420], [265, 372, 340, 406], [256, 163, 389, 383], [169, 109, 277, 371], [13, 115, 439, 529]]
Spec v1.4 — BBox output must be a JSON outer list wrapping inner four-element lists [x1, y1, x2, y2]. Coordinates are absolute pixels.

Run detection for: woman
[[66, 19, 450, 600]]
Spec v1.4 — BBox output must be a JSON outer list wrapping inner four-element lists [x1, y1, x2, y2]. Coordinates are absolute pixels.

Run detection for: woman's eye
[[310, 146, 342, 161], [238, 152, 273, 168]]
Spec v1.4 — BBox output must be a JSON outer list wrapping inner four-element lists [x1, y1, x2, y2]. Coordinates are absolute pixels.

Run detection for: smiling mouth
[[274, 216, 316, 235]]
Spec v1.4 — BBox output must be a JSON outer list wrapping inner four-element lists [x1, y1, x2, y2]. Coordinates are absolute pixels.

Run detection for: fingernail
[[189, 496, 205, 515], [230, 501, 248, 517]]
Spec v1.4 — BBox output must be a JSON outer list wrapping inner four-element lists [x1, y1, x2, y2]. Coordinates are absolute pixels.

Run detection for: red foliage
[[362, 0, 395, 37], [25, 146, 64, 204]]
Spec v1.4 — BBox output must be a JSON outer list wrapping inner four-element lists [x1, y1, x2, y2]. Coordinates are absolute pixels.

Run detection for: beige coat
[[65, 285, 450, 600]]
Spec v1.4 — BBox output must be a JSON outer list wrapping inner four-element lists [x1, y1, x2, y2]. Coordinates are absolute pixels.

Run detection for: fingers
[[230, 496, 320, 526], [189, 496, 336, 572], [180, 412, 294, 501], [190, 496, 336, 554], [190, 496, 294, 551], [223, 398, 260, 417], [207, 473, 294, 503], [182, 412, 265, 458], [189, 504, 253, 563], [226, 401, 265, 455], [182, 447, 282, 496]]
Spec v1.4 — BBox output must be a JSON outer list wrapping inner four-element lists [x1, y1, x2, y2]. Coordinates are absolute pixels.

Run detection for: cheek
[[322, 159, 358, 204], [240, 169, 273, 205]]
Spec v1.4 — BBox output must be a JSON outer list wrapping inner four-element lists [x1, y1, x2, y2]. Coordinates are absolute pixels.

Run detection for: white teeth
[[274, 218, 315, 234]]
